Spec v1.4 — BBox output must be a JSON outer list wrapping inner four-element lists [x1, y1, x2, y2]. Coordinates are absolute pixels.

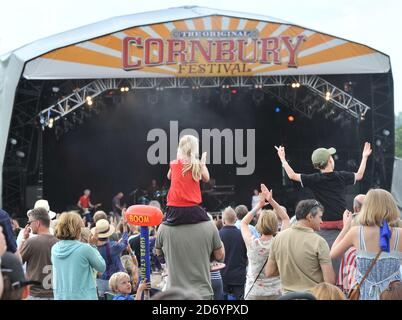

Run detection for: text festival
[[122, 29, 305, 74]]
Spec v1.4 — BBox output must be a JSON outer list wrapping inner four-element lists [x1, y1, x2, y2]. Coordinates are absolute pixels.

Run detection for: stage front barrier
[[125, 205, 163, 299]]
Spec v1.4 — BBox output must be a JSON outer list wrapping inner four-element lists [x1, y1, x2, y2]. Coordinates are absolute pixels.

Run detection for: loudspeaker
[[25, 185, 42, 209]]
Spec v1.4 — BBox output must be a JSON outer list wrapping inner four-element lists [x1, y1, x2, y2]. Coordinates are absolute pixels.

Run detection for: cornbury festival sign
[[122, 28, 306, 75]]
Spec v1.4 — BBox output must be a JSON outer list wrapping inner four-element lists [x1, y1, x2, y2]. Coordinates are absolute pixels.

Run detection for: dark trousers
[[317, 228, 341, 279], [211, 278, 224, 300], [223, 284, 244, 300]]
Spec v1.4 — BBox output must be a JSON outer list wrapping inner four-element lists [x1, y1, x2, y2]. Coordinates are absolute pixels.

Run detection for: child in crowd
[[165, 135, 210, 225], [109, 272, 148, 300]]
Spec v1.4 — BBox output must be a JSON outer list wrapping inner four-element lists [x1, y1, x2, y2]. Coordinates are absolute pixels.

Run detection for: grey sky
[[1, 0, 401, 113]]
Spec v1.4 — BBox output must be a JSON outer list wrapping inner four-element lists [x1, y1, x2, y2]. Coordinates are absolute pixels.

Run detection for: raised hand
[[275, 145, 286, 162], [342, 209, 353, 230], [362, 142, 372, 158], [260, 183, 273, 203], [201, 152, 207, 165]]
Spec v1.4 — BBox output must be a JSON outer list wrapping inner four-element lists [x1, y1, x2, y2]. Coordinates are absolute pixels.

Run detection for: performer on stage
[[112, 192, 125, 221], [165, 135, 211, 225], [77, 189, 101, 226]]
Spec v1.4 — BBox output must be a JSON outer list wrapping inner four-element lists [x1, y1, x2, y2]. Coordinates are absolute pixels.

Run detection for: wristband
[[281, 161, 288, 168], [250, 207, 259, 217]]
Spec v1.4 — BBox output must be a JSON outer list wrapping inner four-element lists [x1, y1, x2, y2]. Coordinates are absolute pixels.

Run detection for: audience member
[[51, 212, 106, 300], [266, 199, 335, 292], [94, 213, 129, 298], [330, 189, 402, 300], [220, 206, 247, 299], [241, 185, 289, 300], [309, 282, 346, 300], [19, 207, 58, 300]]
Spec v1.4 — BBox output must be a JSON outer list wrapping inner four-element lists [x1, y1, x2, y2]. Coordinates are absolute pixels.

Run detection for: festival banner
[[23, 16, 390, 79]]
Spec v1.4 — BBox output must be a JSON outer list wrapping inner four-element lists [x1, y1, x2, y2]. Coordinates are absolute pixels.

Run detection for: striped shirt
[[337, 247, 357, 291]]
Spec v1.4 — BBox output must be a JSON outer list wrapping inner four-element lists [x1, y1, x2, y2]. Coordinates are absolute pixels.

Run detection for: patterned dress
[[244, 236, 282, 299], [355, 226, 401, 300]]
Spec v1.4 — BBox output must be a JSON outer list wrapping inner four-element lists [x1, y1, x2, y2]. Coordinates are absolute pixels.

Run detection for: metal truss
[[38, 75, 370, 127]]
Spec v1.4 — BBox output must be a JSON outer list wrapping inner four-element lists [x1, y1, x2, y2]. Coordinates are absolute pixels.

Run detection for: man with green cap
[[274, 142, 372, 275]]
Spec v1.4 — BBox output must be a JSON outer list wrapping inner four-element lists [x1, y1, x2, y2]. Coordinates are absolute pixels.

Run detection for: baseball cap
[[1, 252, 41, 299], [311, 147, 336, 167]]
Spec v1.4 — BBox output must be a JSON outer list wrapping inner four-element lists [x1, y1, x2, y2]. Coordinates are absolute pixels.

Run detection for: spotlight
[[125, 87, 129, 92], [275, 107, 281, 113], [16, 151, 25, 158], [120, 87, 125, 92], [87, 100, 93, 106], [325, 91, 331, 101], [382, 129, 390, 136], [231, 89, 237, 94], [376, 139, 382, 147], [52, 86, 60, 93], [288, 115, 295, 122], [291, 82, 300, 88], [86, 96, 92, 101], [48, 118, 54, 129], [9, 138, 17, 145]]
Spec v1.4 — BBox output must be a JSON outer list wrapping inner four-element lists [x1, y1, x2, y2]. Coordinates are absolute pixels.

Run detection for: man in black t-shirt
[[275, 142, 372, 275]]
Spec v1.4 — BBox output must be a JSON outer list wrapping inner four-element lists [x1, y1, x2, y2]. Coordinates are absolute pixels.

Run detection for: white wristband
[[281, 161, 288, 167]]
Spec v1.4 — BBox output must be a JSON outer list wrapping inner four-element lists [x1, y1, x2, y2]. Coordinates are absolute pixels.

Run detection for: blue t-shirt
[[113, 294, 134, 300], [0, 209, 17, 253]]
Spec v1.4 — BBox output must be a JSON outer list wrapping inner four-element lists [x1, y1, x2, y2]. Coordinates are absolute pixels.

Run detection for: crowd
[[1, 136, 402, 301]]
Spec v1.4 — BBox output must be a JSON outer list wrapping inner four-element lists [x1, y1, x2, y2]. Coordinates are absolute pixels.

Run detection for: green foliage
[[396, 125, 402, 158]]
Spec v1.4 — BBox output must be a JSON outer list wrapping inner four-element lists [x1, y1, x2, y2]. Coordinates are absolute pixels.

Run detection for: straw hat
[[91, 219, 115, 238], [27, 199, 56, 220]]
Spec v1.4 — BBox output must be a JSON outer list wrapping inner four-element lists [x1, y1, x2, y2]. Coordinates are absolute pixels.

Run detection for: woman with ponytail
[[164, 135, 211, 225]]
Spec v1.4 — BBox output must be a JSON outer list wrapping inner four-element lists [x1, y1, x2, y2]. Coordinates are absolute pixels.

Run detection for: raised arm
[[241, 194, 267, 247], [275, 146, 301, 182], [261, 184, 290, 231], [355, 142, 372, 181], [200, 152, 210, 182]]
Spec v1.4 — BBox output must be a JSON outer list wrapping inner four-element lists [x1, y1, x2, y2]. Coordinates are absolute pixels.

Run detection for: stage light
[[48, 118, 54, 129], [231, 89, 237, 94], [125, 87, 129, 92], [383, 129, 390, 136], [288, 115, 295, 122], [254, 84, 262, 89], [16, 151, 25, 158], [376, 139, 382, 146], [86, 96, 92, 101], [291, 82, 300, 88], [9, 138, 17, 145], [120, 87, 125, 92], [275, 107, 281, 113], [52, 86, 60, 93], [87, 100, 93, 106], [325, 91, 331, 101]]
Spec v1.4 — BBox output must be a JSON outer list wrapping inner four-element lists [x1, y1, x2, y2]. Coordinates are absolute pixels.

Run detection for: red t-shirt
[[79, 195, 90, 209], [167, 159, 202, 207]]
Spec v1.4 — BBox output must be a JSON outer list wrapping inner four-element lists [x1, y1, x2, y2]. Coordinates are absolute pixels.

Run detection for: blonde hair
[[80, 227, 91, 243], [109, 272, 131, 293], [309, 282, 346, 300], [222, 207, 237, 225], [55, 211, 82, 240], [255, 210, 278, 236], [358, 189, 400, 227], [177, 135, 202, 181], [121, 255, 139, 288]]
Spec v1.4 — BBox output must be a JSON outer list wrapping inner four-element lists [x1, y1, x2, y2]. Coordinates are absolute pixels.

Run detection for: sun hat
[[91, 219, 115, 238], [311, 147, 336, 167], [26, 199, 56, 220]]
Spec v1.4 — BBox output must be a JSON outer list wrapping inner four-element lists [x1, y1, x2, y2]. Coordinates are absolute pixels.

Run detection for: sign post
[[125, 205, 163, 300]]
